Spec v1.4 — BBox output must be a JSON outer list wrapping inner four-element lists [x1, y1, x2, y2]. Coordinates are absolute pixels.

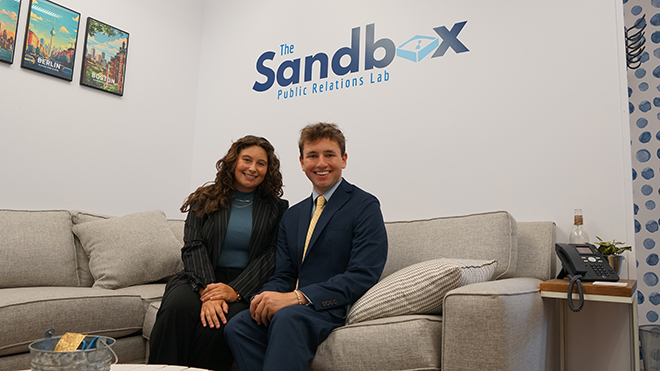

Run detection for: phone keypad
[[591, 263, 611, 277], [581, 256, 615, 278]]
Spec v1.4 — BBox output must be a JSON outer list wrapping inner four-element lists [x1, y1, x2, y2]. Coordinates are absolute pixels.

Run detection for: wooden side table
[[540, 279, 638, 371]]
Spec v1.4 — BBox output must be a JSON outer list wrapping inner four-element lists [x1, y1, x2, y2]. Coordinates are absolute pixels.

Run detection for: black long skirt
[[148, 268, 249, 371]]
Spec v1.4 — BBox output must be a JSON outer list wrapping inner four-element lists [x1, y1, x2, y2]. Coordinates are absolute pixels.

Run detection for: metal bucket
[[641, 325, 660, 371], [29, 331, 117, 371]]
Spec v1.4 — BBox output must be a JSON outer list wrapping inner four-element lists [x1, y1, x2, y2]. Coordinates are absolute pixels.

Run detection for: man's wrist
[[293, 290, 303, 305], [293, 290, 309, 305]]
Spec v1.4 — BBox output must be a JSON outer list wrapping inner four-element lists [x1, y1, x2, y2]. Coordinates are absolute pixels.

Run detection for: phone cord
[[567, 274, 584, 312]]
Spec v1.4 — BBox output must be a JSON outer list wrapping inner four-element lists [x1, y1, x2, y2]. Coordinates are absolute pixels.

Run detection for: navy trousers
[[225, 304, 345, 371]]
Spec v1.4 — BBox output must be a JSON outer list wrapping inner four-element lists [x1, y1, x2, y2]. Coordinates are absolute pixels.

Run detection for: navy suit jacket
[[260, 179, 388, 314]]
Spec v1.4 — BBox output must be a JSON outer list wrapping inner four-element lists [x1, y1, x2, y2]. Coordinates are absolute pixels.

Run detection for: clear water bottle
[[569, 209, 590, 244]]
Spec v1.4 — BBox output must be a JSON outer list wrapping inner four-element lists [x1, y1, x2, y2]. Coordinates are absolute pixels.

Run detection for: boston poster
[[80, 17, 129, 96]]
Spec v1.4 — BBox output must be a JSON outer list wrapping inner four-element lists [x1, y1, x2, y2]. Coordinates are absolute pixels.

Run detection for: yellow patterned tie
[[302, 195, 326, 262], [296, 195, 326, 289]]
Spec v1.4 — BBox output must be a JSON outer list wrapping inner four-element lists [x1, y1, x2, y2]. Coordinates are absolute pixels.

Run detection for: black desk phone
[[556, 243, 619, 282], [555, 243, 619, 312]]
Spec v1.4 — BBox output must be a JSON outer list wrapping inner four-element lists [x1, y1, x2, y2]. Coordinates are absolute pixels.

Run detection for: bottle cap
[[574, 214, 583, 225], [573, 209, 583, 225]]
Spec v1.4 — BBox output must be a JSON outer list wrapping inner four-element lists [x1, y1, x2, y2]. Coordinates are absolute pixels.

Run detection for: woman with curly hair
[[149, 135, 288, 370]]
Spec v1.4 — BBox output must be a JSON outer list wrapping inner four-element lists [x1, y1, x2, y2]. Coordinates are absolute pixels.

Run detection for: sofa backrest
[[0, 209, 186, 289], [515, 221, 557, 281], [382, 211, 556, 281], [0, 210, 80, 288], [1, 207, 554, 289]]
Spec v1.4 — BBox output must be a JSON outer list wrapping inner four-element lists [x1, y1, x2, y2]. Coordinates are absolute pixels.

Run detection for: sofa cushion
[[142, 301, 161, 341], [71, 211, 111, 287], [72, 210, 183, 289], [0, 287, 144, 357], [311, 314, 443, 371], [114, 283, 166, 314], [71, 211, 185, 287], [383, 211, 518, 279], [0, 210, 79, 288], [72, 211, 184, 246], [346, 259, 461, 325]]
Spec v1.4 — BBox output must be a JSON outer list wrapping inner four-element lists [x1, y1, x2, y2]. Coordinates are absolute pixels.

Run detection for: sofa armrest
[[442, 278, 559, 371]]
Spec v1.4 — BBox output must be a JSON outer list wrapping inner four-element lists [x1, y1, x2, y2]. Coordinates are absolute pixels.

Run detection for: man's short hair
[[298, 122, 346, 157]]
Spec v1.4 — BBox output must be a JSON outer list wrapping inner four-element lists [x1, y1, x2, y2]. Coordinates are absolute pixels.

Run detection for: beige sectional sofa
[[311, 211, 560, 371], [0, 209, 185, 371], [1, 209, 558, 371]]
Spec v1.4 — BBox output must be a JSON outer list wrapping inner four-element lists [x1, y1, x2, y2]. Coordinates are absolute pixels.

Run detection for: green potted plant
[[594, 236, 631, 276], [594, 236, 632, 255]]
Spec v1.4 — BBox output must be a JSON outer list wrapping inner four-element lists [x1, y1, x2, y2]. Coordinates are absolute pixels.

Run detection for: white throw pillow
[[346, 260, 461, 325], [72, 210, 183, 289]]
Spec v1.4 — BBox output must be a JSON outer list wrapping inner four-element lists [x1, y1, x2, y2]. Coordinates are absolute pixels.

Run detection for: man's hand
[[250, 291, 303, 326], [200, 299, 229, 329], [200, 282, 238, 302]]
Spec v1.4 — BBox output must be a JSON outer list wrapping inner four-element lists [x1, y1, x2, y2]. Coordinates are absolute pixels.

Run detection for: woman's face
[[233, 145, 268, 193]]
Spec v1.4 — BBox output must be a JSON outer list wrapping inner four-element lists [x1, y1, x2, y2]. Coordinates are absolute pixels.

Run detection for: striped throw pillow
[[438, 258, 498, 286], [346, 258, 497, 324], [346, 260, 461, 324]]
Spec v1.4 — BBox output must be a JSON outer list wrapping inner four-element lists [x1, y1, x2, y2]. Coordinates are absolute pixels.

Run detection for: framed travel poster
[[21, 0, 80, 81], [0, 0, 21, 63], [80, 17, 129, 96]]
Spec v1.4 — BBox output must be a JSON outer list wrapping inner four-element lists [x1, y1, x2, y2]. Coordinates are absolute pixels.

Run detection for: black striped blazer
[[163, 192, 288, 302]]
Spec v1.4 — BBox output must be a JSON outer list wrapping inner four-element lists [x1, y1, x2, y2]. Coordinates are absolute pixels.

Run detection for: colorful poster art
[[21, 0, 79, 81], [80, 18, 128, 96], [0, 0, 21, 64]]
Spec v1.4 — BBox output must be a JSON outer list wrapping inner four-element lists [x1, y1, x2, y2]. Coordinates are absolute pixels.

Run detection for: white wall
[[0, 0, 638, 364], [0, 0, 204, 217], [0, 0, 635, 263], [192, 0, 635, 267]]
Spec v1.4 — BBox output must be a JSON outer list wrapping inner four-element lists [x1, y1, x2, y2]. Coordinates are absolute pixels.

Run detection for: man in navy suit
[[225, 122, 388, 371]]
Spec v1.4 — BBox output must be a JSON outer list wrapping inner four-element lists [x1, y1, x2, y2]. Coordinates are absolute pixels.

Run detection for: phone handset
[[555, 244, 586, 312], [555, 243, 620, 312], [566, 274, 584, 312]]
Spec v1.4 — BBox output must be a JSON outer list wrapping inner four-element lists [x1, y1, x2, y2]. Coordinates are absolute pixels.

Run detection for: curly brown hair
[[181, 135, 284, 216]]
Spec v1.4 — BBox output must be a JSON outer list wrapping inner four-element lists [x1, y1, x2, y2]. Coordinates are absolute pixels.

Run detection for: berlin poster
[[21, 0, 80, 81]]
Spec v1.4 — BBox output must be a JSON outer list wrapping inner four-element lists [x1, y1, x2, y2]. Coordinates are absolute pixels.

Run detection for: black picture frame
[[20, 0, 80, 81], [79, 17, 129, 96], [0, 0, 22, 64]]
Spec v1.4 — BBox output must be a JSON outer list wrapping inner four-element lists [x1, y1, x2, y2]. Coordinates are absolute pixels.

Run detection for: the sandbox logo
[[252, 21, 469, 97], [397, 21, 469, 62]]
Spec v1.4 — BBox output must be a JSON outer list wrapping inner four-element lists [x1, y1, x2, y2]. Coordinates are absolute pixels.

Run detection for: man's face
[[299, 138, 347, 195]]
